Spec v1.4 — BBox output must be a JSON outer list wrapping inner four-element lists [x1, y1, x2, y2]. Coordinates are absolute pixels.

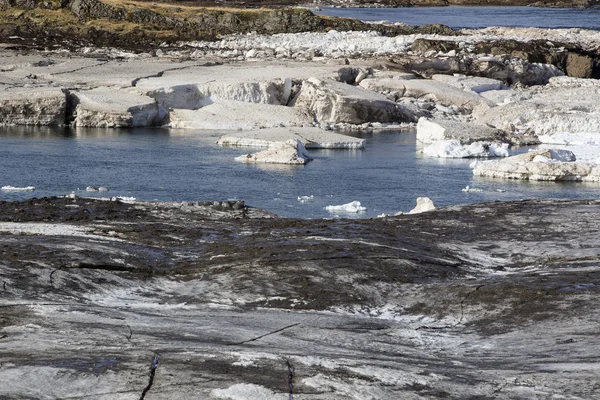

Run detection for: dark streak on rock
[[234, 323, 300, 345]]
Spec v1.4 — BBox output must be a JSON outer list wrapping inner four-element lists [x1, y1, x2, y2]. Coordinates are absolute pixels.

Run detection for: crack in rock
[[139, 353, 160, 400]]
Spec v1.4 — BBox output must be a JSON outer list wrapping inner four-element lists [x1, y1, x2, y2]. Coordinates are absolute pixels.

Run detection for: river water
[[316, 6, 600, 30], [2, 127, 599, 219]]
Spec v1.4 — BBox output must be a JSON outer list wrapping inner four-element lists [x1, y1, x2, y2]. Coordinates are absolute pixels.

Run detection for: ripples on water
[[316, 6, 600, 30], [1, 126, 599, 219]]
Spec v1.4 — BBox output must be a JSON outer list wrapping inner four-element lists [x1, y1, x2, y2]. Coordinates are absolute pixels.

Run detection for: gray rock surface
[[1, 197, 600, 399]]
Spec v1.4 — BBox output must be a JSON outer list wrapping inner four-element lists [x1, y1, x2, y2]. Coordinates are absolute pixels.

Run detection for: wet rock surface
[[1, 197, 599, 398]]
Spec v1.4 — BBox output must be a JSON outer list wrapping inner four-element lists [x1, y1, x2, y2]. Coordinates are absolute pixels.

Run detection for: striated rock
[[235, 139, 313, 165], [472, 149, 600, 182], [71, 87, 168, 128], [217, 127, 365, 149], [2, 197, 600, 398], [293, 77, 399, 124], [416, 117, 525, 145], [0, 87, 66, 126]]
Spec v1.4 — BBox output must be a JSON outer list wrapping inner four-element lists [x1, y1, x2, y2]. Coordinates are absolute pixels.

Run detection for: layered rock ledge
[[1, 197, 599, 398]]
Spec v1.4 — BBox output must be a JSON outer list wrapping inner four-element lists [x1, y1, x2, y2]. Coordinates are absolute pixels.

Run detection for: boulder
[[71, 87, 168, 128], [472, 149, 600, 182], [235, 139, 313, 165], [0, 88, 66, 126], [293, 78, 399, 124], [416, 118, 520, 145]]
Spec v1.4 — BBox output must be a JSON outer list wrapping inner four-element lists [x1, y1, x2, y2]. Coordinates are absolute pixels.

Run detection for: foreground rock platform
[[1, 197, 599, 399]]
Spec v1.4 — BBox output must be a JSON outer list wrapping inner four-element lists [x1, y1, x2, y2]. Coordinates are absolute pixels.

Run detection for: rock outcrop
[[0, 88, 66, 126], [70, 87, 168, 128], [294, 77, 400, 124], [416, 117, 528, 145]]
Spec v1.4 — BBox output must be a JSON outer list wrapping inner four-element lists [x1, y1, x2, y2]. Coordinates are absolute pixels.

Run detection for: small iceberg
[[325, 201, 366, 213], [298, 195, 314, 203], [1, 186, 35, 191], [462, 185, 483, 193]]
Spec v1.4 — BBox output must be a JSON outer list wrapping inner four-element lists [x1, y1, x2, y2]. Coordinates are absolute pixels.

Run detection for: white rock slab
[[431, 74, 507, 94], [416, 118, 512, 145], [473, 149, 600, 182], [71, 87, 167, 128], [360, 76, 494, 111], [168, 100, 311, 130], [217, 127, 365, 149], [235, 139, 313, 165], [0, 87, 66, 126], [294, 77, 398, 124]]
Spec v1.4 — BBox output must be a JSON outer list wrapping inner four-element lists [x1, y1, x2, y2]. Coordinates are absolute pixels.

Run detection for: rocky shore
[[1, 197, 599, 398]]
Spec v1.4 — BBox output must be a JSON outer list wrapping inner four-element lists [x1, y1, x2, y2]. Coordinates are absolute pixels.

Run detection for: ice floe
[[408, 197, 436, 214], [325, 201, 367, 213], [1, 186, 35, 191], [235, 139, 313, 165], [423, 140, 509, 158], [217, 127, 365, 149]]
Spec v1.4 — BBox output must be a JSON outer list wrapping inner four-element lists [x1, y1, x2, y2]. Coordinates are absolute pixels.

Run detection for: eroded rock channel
[[1, 197, 599, 398]]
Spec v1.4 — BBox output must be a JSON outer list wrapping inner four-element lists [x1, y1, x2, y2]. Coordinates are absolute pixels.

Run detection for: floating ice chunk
[[298, 195, 314, 203], [236, 139, 313, 165], [462, 185, 483, 193], [86, 186, 109, 192], [1, 186, 35, 191], [423, 140, 509, 158], [408, 197, 436, 214], [325, 201, 366, 213]]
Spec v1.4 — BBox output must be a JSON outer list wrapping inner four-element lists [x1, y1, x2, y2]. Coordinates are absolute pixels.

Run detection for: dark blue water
[[316, 6, 600, 30], [1, 126, 599, 219]]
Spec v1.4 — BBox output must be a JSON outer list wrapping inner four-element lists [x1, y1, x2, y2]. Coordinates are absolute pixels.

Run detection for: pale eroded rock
[[293, 77, 399, 124], [71, 87, 167, 128], [0, 88, 66, 125]]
